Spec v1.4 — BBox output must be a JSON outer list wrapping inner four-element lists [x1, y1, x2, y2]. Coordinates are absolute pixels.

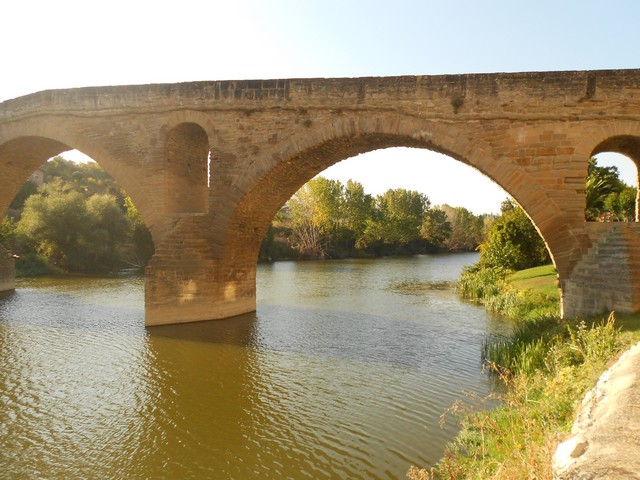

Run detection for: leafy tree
[[124, 196, 155, 267], [17, 188, 91, 270], [16, 187, 135, 273], [479, 199, 549, 270], [602, 186, 637, 221], [288, 177, 343, 258], [0, 217, 16, 251], [369, 188, 430, 247], [420, 207, 451, 248], [585, 157, 628, 221], [9, 181, 39, 212], [6, 156, 155, 274], [85, 194, 130, 271], [341, 180, 374, 250], [441, 205, 484, 251]]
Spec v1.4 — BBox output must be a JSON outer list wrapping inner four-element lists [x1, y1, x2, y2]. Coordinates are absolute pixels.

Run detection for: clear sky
[[2, 0, 639, 214]]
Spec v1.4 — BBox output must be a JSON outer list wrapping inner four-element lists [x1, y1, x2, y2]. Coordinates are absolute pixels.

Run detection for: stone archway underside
[[1, 69, 640, 325]]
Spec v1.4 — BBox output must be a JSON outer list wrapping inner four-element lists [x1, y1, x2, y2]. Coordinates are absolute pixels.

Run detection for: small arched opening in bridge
[[1, 143, 155, 278], [164, 122, 210, 214], [589, 136, 640, 222]]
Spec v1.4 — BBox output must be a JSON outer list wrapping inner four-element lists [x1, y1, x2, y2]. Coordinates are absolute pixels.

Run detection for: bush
[[427, 313, 628, 479]]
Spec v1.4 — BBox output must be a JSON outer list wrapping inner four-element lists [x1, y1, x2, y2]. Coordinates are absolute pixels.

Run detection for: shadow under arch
[[164, 122, 209, 215]]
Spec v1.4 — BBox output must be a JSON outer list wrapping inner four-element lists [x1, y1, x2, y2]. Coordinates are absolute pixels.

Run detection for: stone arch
[[0, 118, 161, 242], [0, 135, 70, 217], [0, 132, 161, 265], [221, 113, 568, 281], [164, 122, 209, 214]]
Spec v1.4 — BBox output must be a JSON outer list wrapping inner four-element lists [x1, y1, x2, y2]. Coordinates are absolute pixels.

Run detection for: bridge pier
[[0, 246, 15, 293], [561, 224, 640, 319], [143, 218, 257, 326]]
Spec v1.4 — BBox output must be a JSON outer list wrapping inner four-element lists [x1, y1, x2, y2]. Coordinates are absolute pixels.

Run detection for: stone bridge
[[1, 69, 639, 325]]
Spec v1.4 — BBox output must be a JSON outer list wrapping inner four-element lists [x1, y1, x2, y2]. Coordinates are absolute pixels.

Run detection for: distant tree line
[[259, 176, 491, 261], [0, 156, 635, 276]]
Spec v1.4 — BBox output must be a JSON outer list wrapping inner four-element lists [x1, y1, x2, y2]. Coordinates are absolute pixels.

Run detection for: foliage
[[457, 264, 507, 301], [602, 186, 637, 221], [367, 188, 430, 248], [123, 196, 155, 267], [267, 176, 489, 260], [429, 313, 628, 480], [6, 156, 154, 274], [342, 179, 374, 250], [420, 207, 451, 247], [16, 187, 130, 273], [458, 263, 559, 321], [0, 217, 16, 251], [586, 157, 636, 221], [440, 205, 485, 251], [408, 261, 637, 479], [9, 181, 39, 212], [478, 200, 550, 271], [409, 265, 638, 480], [287, 177, 342, 258]]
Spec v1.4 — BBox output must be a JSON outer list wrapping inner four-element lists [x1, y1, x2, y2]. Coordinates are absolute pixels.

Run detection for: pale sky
[[3, 0, 639, 214]]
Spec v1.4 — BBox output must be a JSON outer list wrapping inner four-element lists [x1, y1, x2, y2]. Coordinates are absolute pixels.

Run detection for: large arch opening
[[225, 126, 557, 276], [248, 144, 541, 474], [1, 141, 155, 278]]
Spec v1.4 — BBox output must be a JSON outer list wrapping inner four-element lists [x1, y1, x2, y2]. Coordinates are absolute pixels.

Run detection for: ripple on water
[[0, 256, 511, 479]]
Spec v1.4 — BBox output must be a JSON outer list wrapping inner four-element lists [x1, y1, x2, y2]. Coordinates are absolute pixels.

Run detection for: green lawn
[[506, 264, 560, 299]]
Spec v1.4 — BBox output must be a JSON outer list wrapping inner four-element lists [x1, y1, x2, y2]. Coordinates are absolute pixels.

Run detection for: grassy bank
[[409, 264, 640, 479]]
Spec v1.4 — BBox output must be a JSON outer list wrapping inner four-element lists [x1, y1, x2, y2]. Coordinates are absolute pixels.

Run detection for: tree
[[366, 188, 430, 249], [288, 177, 343, 258], [341, 180, 374, 250], [17, 188, 91, 270], [601, 186, 637, 221], [0, 217, 16, 251], [585, 157, 628, 221], [16, 188, 133, 273], [420, 207, 451, 248], [478, 199, 549, 270], [124, 196, 155, 267], [441, 205, 484, 251], [85, 194, 130, 271]]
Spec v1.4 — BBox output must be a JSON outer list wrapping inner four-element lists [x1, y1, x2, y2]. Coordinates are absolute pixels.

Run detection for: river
[[0, 253, 510, 479]]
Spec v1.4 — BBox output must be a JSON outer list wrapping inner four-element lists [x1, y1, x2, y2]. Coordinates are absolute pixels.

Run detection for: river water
[[0, 253, 510, 479]]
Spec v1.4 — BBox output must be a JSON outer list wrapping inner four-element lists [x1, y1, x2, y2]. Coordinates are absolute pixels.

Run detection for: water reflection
[[0, 254, 511, 479]]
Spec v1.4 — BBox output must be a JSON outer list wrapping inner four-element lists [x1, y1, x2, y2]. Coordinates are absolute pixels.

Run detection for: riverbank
[[410, 264, 640, 479]]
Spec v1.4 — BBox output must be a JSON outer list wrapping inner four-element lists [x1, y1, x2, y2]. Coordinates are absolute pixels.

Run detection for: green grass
[[458, 264, 560, 321], [506, 264, 560, 299], [409, 264, 640, 480]]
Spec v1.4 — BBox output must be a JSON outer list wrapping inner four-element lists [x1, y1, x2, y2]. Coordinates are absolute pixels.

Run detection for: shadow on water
[[146, 312, 259, 347]]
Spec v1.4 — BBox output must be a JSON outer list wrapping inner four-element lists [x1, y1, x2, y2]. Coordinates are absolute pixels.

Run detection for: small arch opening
[[588, 136, 640, 222]]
